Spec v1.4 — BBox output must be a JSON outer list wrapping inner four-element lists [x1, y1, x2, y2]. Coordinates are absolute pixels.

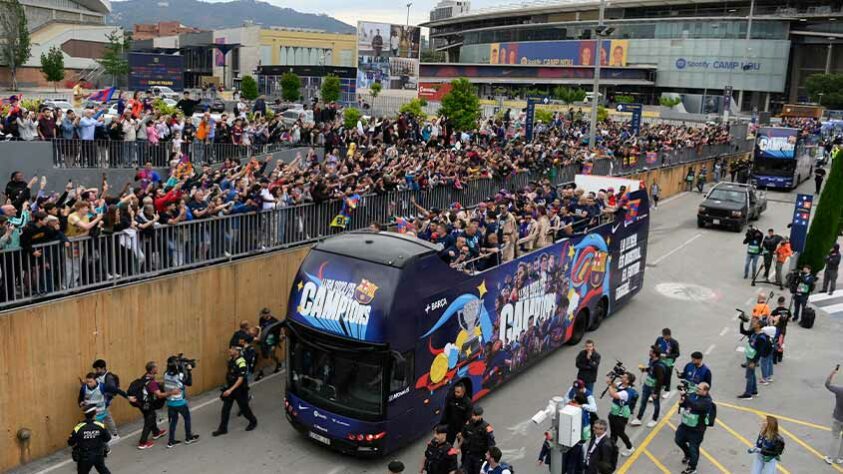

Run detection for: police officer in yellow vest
[[213, 345, 258, 436], [68, 404, 112, 474], [674, 382, 713, 474]]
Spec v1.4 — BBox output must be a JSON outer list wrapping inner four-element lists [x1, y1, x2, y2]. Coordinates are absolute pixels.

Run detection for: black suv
[[697, 182, 767, 231]]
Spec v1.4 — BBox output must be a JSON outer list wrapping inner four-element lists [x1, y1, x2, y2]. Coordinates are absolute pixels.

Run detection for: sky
[[199, 0, 504, 28]]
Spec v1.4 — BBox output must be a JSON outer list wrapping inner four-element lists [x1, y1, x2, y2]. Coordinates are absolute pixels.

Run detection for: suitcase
[[800, 307, 816, 329]]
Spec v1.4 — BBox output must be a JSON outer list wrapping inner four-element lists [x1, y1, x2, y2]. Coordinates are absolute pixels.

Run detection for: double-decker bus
[[282, 176, 650, 456], [752, 127, 816, 190]]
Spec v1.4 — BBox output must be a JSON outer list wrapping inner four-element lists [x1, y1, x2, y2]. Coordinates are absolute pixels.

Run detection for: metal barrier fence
[[0, 163, 579, 309], [51, 139, 296, 169], [610, 140, 753, 176]]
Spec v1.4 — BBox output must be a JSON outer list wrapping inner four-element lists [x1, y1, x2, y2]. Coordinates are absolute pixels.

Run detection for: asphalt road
[[18, 179, 843, 474]]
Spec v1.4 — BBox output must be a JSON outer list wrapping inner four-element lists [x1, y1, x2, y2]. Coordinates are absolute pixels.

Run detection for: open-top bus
[[752, 127, 817, 190], [282, 176, 650, 455]]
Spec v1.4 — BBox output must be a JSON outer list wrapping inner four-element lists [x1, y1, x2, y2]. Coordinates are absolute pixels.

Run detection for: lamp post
[[736, 0, 755, 112], [588, 0, 607, 151], [406, 2, 413, 26]]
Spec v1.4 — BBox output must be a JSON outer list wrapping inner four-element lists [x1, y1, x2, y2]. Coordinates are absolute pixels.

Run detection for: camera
[[677, 379, 690, 393], [736, 308, 750, 323], [606, 360, 627, 379], [168, 353, 197, 373]]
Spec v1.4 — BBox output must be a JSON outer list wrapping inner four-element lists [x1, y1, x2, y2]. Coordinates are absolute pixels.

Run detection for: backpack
[[705, 401, 717, 427], [104, 372, 120, 389], [758, 333, 774, 358], [498, 462, 514, 474], [626, 387, 640, 415], [127, 377, 148, 409]]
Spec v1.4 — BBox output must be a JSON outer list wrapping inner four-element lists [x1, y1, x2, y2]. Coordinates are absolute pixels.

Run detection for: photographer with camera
[[738, 318, 769, 400], [744, 225, 764, 280], [631, 346, 668, 428], [163, 355, 200, 448], [674, 382, 713, 474], [606, 371, 637, 457], [678, 352, 712, 392]]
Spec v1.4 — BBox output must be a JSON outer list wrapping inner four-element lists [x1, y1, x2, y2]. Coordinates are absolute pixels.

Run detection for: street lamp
[[406, 2, 413, 26], [588, 0, 608, 151]]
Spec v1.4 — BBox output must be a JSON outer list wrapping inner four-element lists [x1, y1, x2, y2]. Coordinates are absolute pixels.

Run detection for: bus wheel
[[588, 298, 607, 331], [567, 310, 589, 346]]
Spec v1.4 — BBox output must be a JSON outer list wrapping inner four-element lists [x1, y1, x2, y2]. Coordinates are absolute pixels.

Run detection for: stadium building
[[421, 0, 843, 112]]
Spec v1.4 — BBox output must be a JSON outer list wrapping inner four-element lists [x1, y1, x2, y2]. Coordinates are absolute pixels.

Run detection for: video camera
[[736, 308, 750, 323], [677, 379, 691, 393], [168, 353, 197, 373], [599, 360, 627, 399]]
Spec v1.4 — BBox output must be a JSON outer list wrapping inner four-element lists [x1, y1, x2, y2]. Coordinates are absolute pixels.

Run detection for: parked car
[[280, 109, 314, 127], [200, 98, 226, 113], [697, 182, 767, 231], [150, 86, 180, 100], [40, 100, 74, 112]]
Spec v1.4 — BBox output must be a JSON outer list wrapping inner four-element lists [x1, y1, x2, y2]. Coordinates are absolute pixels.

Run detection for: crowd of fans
[[0, 93, 734, 302]]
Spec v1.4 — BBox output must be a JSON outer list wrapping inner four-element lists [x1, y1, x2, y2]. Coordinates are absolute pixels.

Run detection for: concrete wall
[[0, 142, 311, 192], [0, 245, 310, 471]]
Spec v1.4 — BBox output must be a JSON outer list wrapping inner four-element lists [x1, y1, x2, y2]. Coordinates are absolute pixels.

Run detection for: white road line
[[705, 344, 716, 355], [656, 192, 689, 207], [809, 290, 843, 303], [326, 466, 345, 474], [34, 370, 286, 474], [817, 302, 843, 314], [719, 326, 729, 337], [745, 296, 756, 306], [650, 233, 702, 266]]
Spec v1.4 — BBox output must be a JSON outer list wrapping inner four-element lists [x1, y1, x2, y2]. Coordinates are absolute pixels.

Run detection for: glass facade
[[462, 20, 788, 45]]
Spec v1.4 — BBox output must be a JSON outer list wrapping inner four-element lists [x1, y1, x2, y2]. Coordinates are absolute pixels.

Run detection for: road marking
[[34, 370, 287, 474], [617, 401, 679, 473], [657, 192, 689, 207], [326, 467, 345, 474], [808, 289, 843, 303], [665, 420, 730, 474], [715, 418, 792, 474], [650, 233, 702, 265], [745, 296, 757, 306], [717, 401, 831, 432], [643, 449, 671, 474], [719, 326, 730, 336], [777, 424, 843, 473], [704, 344, 716, 355]]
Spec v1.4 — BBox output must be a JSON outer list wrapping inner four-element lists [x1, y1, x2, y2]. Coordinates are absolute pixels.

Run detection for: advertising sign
[[789, 194, 813, 253], [418, 82, 452, 101], [755, 127, 798, 159], [488, 39, 628, 66], [128, 53, 184, 91], [357, 21, 421, 91], [419, 64, 649, 81], [615, 103, 643, 136]]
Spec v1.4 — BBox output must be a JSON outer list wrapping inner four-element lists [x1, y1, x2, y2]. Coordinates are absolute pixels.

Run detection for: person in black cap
[[421, 425, 459, 474], [457, 405, 496, 474], [212, 345, 257, 436], [439, 382, 473, 444], [387, 460, 405, 473], [68, 404, 112, 474]]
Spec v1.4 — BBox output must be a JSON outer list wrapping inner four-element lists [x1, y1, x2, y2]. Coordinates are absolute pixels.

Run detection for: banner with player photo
[[357, 21, 421, 91]]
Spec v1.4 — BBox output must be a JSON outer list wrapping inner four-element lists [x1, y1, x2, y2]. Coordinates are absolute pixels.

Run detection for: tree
[[369, 82, 382, 98], [343, 107, 361, 129], [280, 72, 301, 102], [597, 105, 609, 122], [241, 75, 258, 100], [399, 98, 427, 121], [804, 73, 843, 109], [96, 29, 130, 86], [659, 96, 682, 108], [800, 147, 843, 273], [40, 46, 65, 92], [438, 78, 480, 132], [535, 108, 553, 124], [552, 86, 586, 104], [0, 0, 31, 91], [321, 74, 341, 103]]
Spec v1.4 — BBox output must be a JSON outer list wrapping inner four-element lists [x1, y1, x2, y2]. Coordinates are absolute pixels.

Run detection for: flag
[[88, 87, 116, 103], [1, 94, 22, 105]]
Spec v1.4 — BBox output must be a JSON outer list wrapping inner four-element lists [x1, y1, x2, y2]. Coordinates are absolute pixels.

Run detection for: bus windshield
[[288, 324, 386, 420], [753, 156, 795, 177]]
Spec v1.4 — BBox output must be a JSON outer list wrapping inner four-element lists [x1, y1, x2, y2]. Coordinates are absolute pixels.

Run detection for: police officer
[[791, 264, 816, 323], [678, 352, 712, 392], [674, 382, 713, 474], [212, 346, 257, 436], [655, 328, 680, 398], [457, 406, 496, 474], [68, 405, 112, 474], [440, 382, 473, 444], [421, 425, 459, 474]]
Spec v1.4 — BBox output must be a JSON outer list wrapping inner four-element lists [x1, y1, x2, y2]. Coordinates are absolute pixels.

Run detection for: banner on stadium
[[488, 39, 628, 66], [128, 53, 184, 91], [418, 82, 452, 101], [357, 21, 421, 91]]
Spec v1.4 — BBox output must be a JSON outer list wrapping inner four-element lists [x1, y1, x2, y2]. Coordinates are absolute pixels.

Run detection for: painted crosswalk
[[809, 289, 843, 318]]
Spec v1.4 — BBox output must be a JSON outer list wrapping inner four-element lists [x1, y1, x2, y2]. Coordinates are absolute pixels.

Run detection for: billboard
[[418, 82, 453, 101], [755, 127, 798, 159], [128, 53, 184, 91], [488, 39, 628, 66], [357, 21, 421, 91]]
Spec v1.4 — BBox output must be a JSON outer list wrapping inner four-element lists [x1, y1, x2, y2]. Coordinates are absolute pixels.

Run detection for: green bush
[[552, 86, 586, 104], [281, 72, 301, 102], [343, 107, 361, 129], [399, 98, 427, 120], [241, 75, 258, 100], [801, 147, 843, 272], [370, 82, 382, 98], [321, 74, 341, 103], [535, 108, 553, 124], [659, 96, 682, 108], [615, 95, 635, 104], [597, 105, 608, 122], [152, 98, 181, 117]]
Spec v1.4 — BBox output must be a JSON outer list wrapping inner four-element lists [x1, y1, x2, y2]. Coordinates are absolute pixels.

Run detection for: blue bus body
[[284, 188, 650, 456], [752, 127, 815, 189]]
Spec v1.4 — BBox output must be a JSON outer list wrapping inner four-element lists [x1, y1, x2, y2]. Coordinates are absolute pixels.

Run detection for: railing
[[0, 163, 579, 310], [609, 140, 752, 176], [51, 139, 298, 169]]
